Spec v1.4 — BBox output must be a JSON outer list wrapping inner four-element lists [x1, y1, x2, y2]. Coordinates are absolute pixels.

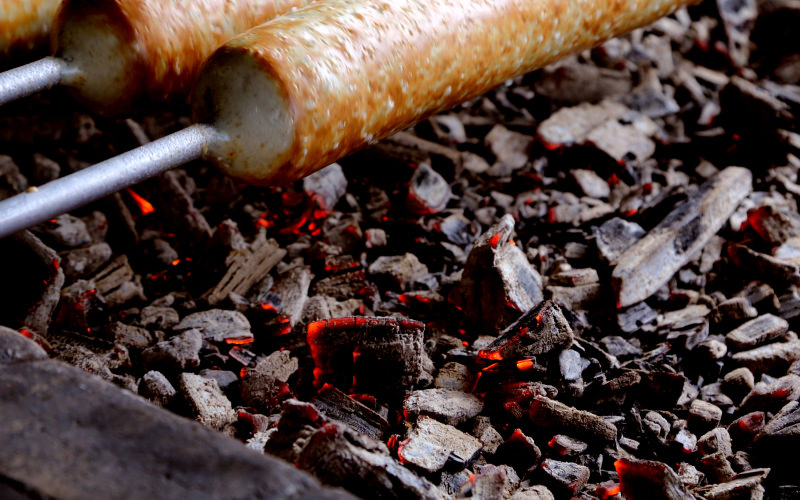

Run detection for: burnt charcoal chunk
[[139, 371, 176, 407], [407, 163, 452, 214], [536, 459, 590, 497], [141, 330, 202, 373], [494, 429, 542, 474], [179, 373, 236, 430], [307, 316, 426, 395], [528, 396, 616, 443], [480, 301, 572, 360], [688, 400, 723, 433], [398, 416, 483, 473], [732, 341, 800, 373], [596, 217, 645, 265], [298, 422, 446, 499], [368, 253, 430, 291], [452, 215, 543, 333], [615, 458, 693, 500], [0, 326, 48, 363], [173, 309, 253, 344], [726, 314, 789, 350], [403, 388, 483, 426], [303, 162, 347, 210], [311, 385, 389, 441]]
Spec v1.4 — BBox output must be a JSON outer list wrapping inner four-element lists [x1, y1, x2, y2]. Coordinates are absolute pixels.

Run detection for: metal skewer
[[0, 124, 220, 239], [0, 57, 66, 107]]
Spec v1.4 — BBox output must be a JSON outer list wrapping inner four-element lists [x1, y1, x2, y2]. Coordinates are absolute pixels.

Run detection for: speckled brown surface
[[52, 0, 317, 113], [202, 0, 703, 185], [0, 0, 60, 57]]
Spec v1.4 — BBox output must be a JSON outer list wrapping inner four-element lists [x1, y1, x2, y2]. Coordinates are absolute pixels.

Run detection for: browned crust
[[216, 0, 702, 185], [0, 0, 61, 59]]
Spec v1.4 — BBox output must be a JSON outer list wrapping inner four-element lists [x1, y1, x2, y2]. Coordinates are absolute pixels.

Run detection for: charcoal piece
[[473, 416, 504, 454], [31, 153, 60, 183], [298, 422, 446, 500], [312, 269, 372, 301], [174, 309, 253, 344], [623, 68, 680, 118], [740, 374, 800, 413], [612, 167, 752, 307], [509, 485, 555, 500], [755, 402, 800, 461], [452, 215, 543, 333], [205, 233, 286, 306], [138, 306, 180, 331], [179, 373, 236, 430], [729, 244, 800, 286], [615, 458, 693, 500], [636, 371, 687, 408], [700, 469, 770, 500], [548, 284, 601, 311], [1, 231, 65, 334], [0, 326, 48, 363], [617, 301, 658, 333], [596, 217, 645, 265], [34, 214, 91, 248], [303, 163, 347, 210], [747, 205, 800, 246], [109, 322, 155, 350], [485, 125, 534, 173], [572, 169, 610, 199], [586, 120, 656, 164], [311, 385, 389, 441], [307, 316, 426, 395], [365, 228, 388, 248], [710, 297, 758, 324], [252, 350, 298, 383], [549, 268, 599, 286], [466, 464, 520, 500], [300, 295, 362, 324], [494, 429, 541, 474], [398, 416, 483, 473], [407, 164, 451, 214], [322, 213, 363, 253], [368, 253, 430, 291], [434, 362, 475, 392], [528, 396, 616, 443], [700, 451, 736, 483], [732, 340, 800, 373], [729, 412, 766, 446], [438, 214, 478, 246], [536, 459, 590, 497], [538, 100, 629, 147], [726, 314, 789, 350], [688, 400, 723, 433], [533, 59, 631, 103], [644, 411, 671, 444], [479, 301, 572, 360], [198, 369, 238, 393], [720, 76, 794, 134], [92, 255, 145, 307], [404, 388, 483, 426], [599, 336, 641, 358], [695, 338, 728, 361], [264, 265, 313, 328], [59, 242, 112, 279], [139, 371, 176, 407], [558, 349, 589, 381], [54, 280, 105, 332], [154, 170, 212, 242], [141, 330, 202, 373], [240, 371, 289, 414], [723, 367, 756, 402], [697, 428, 733, 458], [547, 434, 588, 457]]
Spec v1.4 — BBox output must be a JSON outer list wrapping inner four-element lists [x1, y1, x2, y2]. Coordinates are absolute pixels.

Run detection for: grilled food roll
[[52, 0, 316, 114], [0, 0, 61, 59], [193, 0, 699, 185]]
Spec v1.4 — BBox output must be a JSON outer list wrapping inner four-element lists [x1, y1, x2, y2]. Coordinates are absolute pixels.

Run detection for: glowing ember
[[478, 350, 503, 360], [224, 337, 254, 345], [516, 359, 534, 371], [126, 189, 155, 215], [489, 232, 503, 248]]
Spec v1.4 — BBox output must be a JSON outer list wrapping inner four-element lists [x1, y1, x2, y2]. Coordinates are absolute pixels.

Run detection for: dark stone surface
[[0, 357, 354, 500]]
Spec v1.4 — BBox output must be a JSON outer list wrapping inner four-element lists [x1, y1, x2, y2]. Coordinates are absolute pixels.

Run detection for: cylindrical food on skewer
[[0, 0, 702, 238], [0, 0, 318, 113], [0, 0, 61, 60]]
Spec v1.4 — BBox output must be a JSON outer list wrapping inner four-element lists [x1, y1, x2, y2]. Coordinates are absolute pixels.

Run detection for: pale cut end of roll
[[193, 47, 295, 185], [0, 0, 61, 58]]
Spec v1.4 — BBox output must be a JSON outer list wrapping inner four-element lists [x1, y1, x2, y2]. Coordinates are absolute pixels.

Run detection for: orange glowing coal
[[489, 231, 503, 248], [516, 359, 534, 371], [126, 189, 155, 215], [224, 337, 254, 345]]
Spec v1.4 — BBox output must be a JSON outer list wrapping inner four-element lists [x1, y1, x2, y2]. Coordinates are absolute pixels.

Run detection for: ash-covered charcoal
[[92, 255, 145, 308], [403, 388, 484, 426], [536, 100, 629, 148], [462, 464, 520, 500], [307, 316, 427, 395], [298, 421, 447, 499], [178, 372, 236, 430], [260, 265, 313, 330], [367, 253, 431, 291], [528, 396, 617, 443], [434, 362, 475, 392], [698, 468, 770, 500], [613, 167, 753, 307], [494, 428, 542, 473], [54, 280, 106, 333], [615, 458, 694, 500], [725, 314, 789, 350], [731, 340, 800, 373], [141, 329, 202, 373], [205, 232, 286, 306], [311, 385, 389, 441], [535, 459, 590, 498], [398, 416, 483, 473], [485, 125, 534, 175], [139, 370, 177, 407], [239, 351, 298, 413], [479, 300, 573, 360], [407, 163, 451, 214], [595, 217, 646, 265], [452, 215, 543, 333], [302, 163, 347, 211], [173, 309, 253, 344]]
